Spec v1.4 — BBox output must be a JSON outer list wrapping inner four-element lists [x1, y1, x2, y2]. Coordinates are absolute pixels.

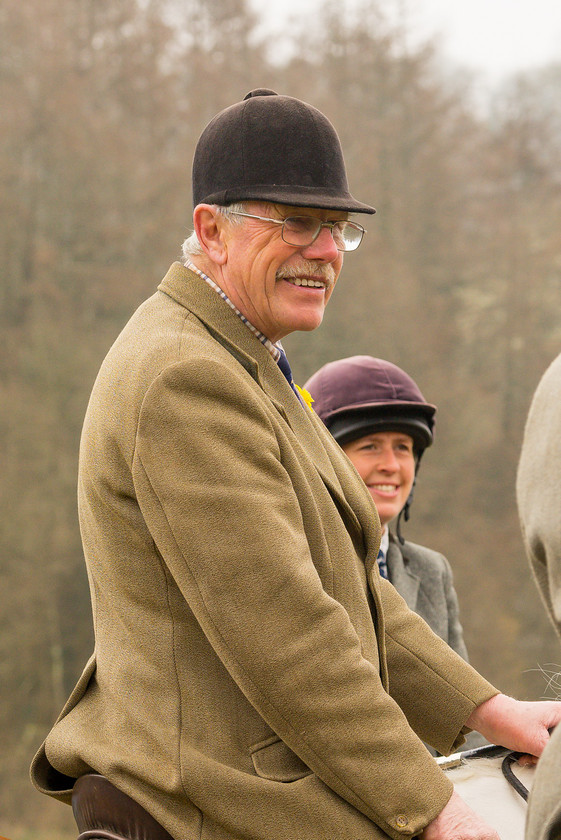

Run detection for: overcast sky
[[250, 0, 561, 86]]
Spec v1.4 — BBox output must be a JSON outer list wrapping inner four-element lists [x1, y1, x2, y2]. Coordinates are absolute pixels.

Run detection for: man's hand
[[421, 694, 561, 838], [420, 792, 500, 839], [466, 693, 561, 758]]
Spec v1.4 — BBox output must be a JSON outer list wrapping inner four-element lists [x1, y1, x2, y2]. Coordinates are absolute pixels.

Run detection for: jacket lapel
[[387, 540, 420, 609], [158, 263, 366, 538]]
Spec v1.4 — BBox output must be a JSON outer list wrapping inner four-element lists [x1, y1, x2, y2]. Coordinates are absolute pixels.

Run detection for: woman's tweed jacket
[[31, 263, 496, 840], [386, 536, 469, 661], [517, 351, 561, 840]]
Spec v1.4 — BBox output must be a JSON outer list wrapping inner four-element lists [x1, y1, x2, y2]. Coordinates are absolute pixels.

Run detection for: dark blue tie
[[377, 548, 388, 579], [277, 348, 303, 403]]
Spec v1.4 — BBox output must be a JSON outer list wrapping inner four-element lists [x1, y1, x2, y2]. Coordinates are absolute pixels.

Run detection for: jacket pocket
[[250, 735, 311, 782]]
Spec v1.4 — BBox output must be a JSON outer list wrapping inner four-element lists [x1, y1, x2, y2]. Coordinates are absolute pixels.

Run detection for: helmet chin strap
[[395, 450, 424, 545]]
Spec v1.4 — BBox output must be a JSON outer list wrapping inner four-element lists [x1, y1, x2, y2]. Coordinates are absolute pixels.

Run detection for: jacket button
[[396, 815, 409, 828]]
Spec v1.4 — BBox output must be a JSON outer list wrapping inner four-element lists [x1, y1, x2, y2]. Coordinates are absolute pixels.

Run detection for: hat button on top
[[244, 89, 277, 99]]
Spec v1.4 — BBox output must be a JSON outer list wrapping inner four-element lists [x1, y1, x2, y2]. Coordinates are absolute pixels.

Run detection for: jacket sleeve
[[378, 577, 496, 754], [133, 356, 493, 838]]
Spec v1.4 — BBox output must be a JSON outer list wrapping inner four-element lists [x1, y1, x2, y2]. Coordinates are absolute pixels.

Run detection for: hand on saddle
[[466, 693, 561, 759]]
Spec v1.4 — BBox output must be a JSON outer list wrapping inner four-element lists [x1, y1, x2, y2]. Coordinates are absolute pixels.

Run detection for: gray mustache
[[276, 262, 336, 283]]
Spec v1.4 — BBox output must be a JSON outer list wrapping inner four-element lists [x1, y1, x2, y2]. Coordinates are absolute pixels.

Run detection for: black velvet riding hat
[[192, 89, 375, 214]]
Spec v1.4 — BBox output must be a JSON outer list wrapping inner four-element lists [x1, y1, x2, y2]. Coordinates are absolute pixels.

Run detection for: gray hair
[[180, 202, 248, 263]]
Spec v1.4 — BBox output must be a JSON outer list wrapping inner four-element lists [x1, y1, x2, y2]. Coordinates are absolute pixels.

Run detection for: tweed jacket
[[517, 352, 561, 840], [386, 537, 469, 661], [31, 263, 497, 840]]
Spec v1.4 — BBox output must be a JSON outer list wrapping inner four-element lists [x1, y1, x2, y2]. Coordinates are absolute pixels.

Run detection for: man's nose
[[300, 225, 340, 262]]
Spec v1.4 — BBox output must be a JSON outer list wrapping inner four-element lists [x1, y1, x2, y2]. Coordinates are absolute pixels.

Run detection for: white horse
[[437, 744, 535, 840]]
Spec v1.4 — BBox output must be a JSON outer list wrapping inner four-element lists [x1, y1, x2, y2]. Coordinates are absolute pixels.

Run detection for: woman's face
[[342, 430, 416, 526]]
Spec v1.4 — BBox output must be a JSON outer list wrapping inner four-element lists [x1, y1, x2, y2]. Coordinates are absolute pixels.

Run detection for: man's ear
[[193, 205, 228, 265]]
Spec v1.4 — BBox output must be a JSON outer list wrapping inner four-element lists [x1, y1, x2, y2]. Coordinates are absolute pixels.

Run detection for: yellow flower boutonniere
[[295, 384, 314, 411]]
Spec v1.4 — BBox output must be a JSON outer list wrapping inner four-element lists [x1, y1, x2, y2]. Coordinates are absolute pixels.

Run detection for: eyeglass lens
[[281, 217, 363, 251]]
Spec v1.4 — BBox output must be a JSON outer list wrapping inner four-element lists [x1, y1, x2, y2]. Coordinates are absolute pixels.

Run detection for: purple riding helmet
[[304, 355, 436, 541]]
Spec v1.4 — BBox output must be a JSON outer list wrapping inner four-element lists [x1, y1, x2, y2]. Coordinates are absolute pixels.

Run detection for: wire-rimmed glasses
[[226, 211, 365, 252]]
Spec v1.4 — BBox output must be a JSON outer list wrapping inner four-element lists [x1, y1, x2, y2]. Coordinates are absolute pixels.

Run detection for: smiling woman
[[305, 355, 470, 662], [341, 431, 416, 526]]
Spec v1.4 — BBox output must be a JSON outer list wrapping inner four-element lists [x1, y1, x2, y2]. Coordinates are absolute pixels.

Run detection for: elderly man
[[32, 90, 561, 840], [517, 352, 561, 840]]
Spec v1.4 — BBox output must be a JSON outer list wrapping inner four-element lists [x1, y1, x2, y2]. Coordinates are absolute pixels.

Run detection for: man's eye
[[332, 224, 345, 246], [285, 217, 316, 233]]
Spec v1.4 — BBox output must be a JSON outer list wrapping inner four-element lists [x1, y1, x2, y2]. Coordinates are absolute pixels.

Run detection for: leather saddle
[[72, 774, 174, 840]]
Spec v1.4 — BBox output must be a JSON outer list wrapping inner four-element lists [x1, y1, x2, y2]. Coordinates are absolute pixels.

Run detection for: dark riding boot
[[72, 773, 174, 840]]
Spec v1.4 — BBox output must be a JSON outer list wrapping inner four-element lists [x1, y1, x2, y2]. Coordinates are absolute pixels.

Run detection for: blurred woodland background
[[3, 0, 561, 836]]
